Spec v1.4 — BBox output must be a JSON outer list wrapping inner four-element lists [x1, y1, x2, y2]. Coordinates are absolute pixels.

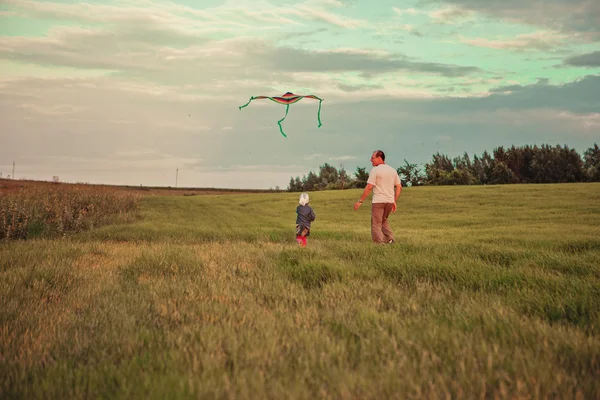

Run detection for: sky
[[0, 0, 599, 189]]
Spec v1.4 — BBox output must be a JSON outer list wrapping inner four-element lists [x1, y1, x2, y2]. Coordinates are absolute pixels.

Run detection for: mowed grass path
[[1, 183, 599, 399]]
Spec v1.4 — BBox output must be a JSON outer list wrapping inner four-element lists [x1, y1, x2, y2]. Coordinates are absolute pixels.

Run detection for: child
[[296, 192, 315, 247]]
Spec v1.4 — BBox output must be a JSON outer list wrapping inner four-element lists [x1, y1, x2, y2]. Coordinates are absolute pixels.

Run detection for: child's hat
[[299, 192, 309, 206]]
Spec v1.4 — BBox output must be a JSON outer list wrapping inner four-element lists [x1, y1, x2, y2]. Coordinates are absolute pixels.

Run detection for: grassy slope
[[1, 183, 599, 399]]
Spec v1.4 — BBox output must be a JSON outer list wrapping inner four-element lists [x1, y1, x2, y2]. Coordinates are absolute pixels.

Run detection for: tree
[[490, 161, 517, 184], [424, 152, 455, 185], [287, 176, 304, 192], [318, 163, 339, 189], [354, 167, 369, 188], [450, 152, 476, 185], [287, 177, 296, 192], [448, 169, 477, 185], [338, 166, 351, 189], [397, 159, 425, 186], [529, 144, 583, 183], [583, 143, 600, 182], [453, 152, 472, 171], [480, 151, 495, 184], [302, 171, 319, 191], [493, 146, 507, 165], [470, 154, 484, 184], [430, 152, 454, 172], [557, 145, 584, 182]]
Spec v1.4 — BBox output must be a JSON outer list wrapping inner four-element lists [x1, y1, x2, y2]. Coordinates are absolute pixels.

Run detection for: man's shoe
[[388, 239, 395, 244]]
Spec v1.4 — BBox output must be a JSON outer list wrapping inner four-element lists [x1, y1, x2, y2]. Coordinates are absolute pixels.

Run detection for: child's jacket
[[296, 205, 316, 228], [296, 205, 316, 237]]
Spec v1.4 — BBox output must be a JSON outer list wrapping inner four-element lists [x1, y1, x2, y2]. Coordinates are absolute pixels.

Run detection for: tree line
[[287, 143, 600, 191]]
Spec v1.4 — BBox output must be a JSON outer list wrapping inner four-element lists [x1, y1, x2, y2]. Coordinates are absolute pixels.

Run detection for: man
[[353, 150, 402, 244]]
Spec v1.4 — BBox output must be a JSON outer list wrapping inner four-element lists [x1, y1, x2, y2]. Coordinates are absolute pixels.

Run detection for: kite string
[[277, 104, 290, 138]]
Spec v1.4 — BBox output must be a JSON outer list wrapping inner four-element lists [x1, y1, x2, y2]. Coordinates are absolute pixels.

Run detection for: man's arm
[[392, 183, 402, 212], [354, 184, 373, 211]]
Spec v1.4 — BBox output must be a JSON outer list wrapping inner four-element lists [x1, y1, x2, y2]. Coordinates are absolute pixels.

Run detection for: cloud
[[328, 75, 600, 116], [2, 0, 241, 30], [426, 0, 600, 41], [393, 5, 474, 25], [294, 4, 363, 28], [19, 102, 87, 115], [435, 135, 452, 141], [392, 7, 418, 17], [303, 154, 324, 161], [392, 7, 403, 16], [488, 78, 550, 93], [429, 6, 475, 24], [459, 31, 571, 51], [0, 28, 482, 95], [371, 19, 424, 38], [4, 0, 365, 31], [260, 46, 482, 77], [453, 75, 600, 114], [329, 155, 356, 160], [337, 83, 383, 92], [0, 0, 483, 105], [0, 25, 212, 72], [563, 50, 600, 67]]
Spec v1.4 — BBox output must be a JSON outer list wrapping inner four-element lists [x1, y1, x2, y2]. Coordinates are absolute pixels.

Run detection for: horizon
[[1, 0, 598, 189]]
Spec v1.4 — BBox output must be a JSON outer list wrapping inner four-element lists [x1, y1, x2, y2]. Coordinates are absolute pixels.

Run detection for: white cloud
[[294, 5, 363, 28], [392, 6, 421, 17], [3, 0, 246, 29], [18, 102, 87, 115], [553, 111, 600, 131], [459, 31, 572, 51], [329, 155, 356, 160], [429, 6, 475, 24], [303, 154, 324, 160], [4, 0, 366, 36]]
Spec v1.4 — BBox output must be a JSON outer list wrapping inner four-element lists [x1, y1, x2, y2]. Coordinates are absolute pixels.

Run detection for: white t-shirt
[[367, 164, 401, 203]]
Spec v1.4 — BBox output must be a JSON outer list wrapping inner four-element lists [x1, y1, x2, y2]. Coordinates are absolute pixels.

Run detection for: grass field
[[1, 183, 599, 399]]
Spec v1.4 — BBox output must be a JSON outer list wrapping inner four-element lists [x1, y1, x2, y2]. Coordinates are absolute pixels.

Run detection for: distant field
[[0, 178, 276, 196], [1, 183, 599, 399]]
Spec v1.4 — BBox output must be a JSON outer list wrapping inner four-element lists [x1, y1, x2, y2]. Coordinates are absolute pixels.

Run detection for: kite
[[238, 92, 323, 137]]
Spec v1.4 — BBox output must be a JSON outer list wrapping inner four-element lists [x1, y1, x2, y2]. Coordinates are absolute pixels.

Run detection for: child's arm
[[309, 208, 316, 221]]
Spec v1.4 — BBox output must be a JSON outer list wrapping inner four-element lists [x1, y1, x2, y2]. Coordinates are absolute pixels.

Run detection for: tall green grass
[[1, 183, 599, 399], [0, 183, 141, 240]]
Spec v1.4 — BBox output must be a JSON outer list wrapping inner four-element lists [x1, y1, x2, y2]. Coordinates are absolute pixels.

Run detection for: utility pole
[[12, 161, 15, 180], [176, 168, 178, 188]]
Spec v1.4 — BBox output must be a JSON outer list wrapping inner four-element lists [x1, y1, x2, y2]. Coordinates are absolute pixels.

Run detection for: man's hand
[[392, 202, 397, 213], [355, 184, 372, 211]]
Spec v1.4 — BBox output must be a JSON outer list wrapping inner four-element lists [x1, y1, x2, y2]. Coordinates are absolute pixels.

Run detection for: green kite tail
[[238, 96, 256, 110], [238, 92, 323, 137], [277, 104, 290, 138]]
